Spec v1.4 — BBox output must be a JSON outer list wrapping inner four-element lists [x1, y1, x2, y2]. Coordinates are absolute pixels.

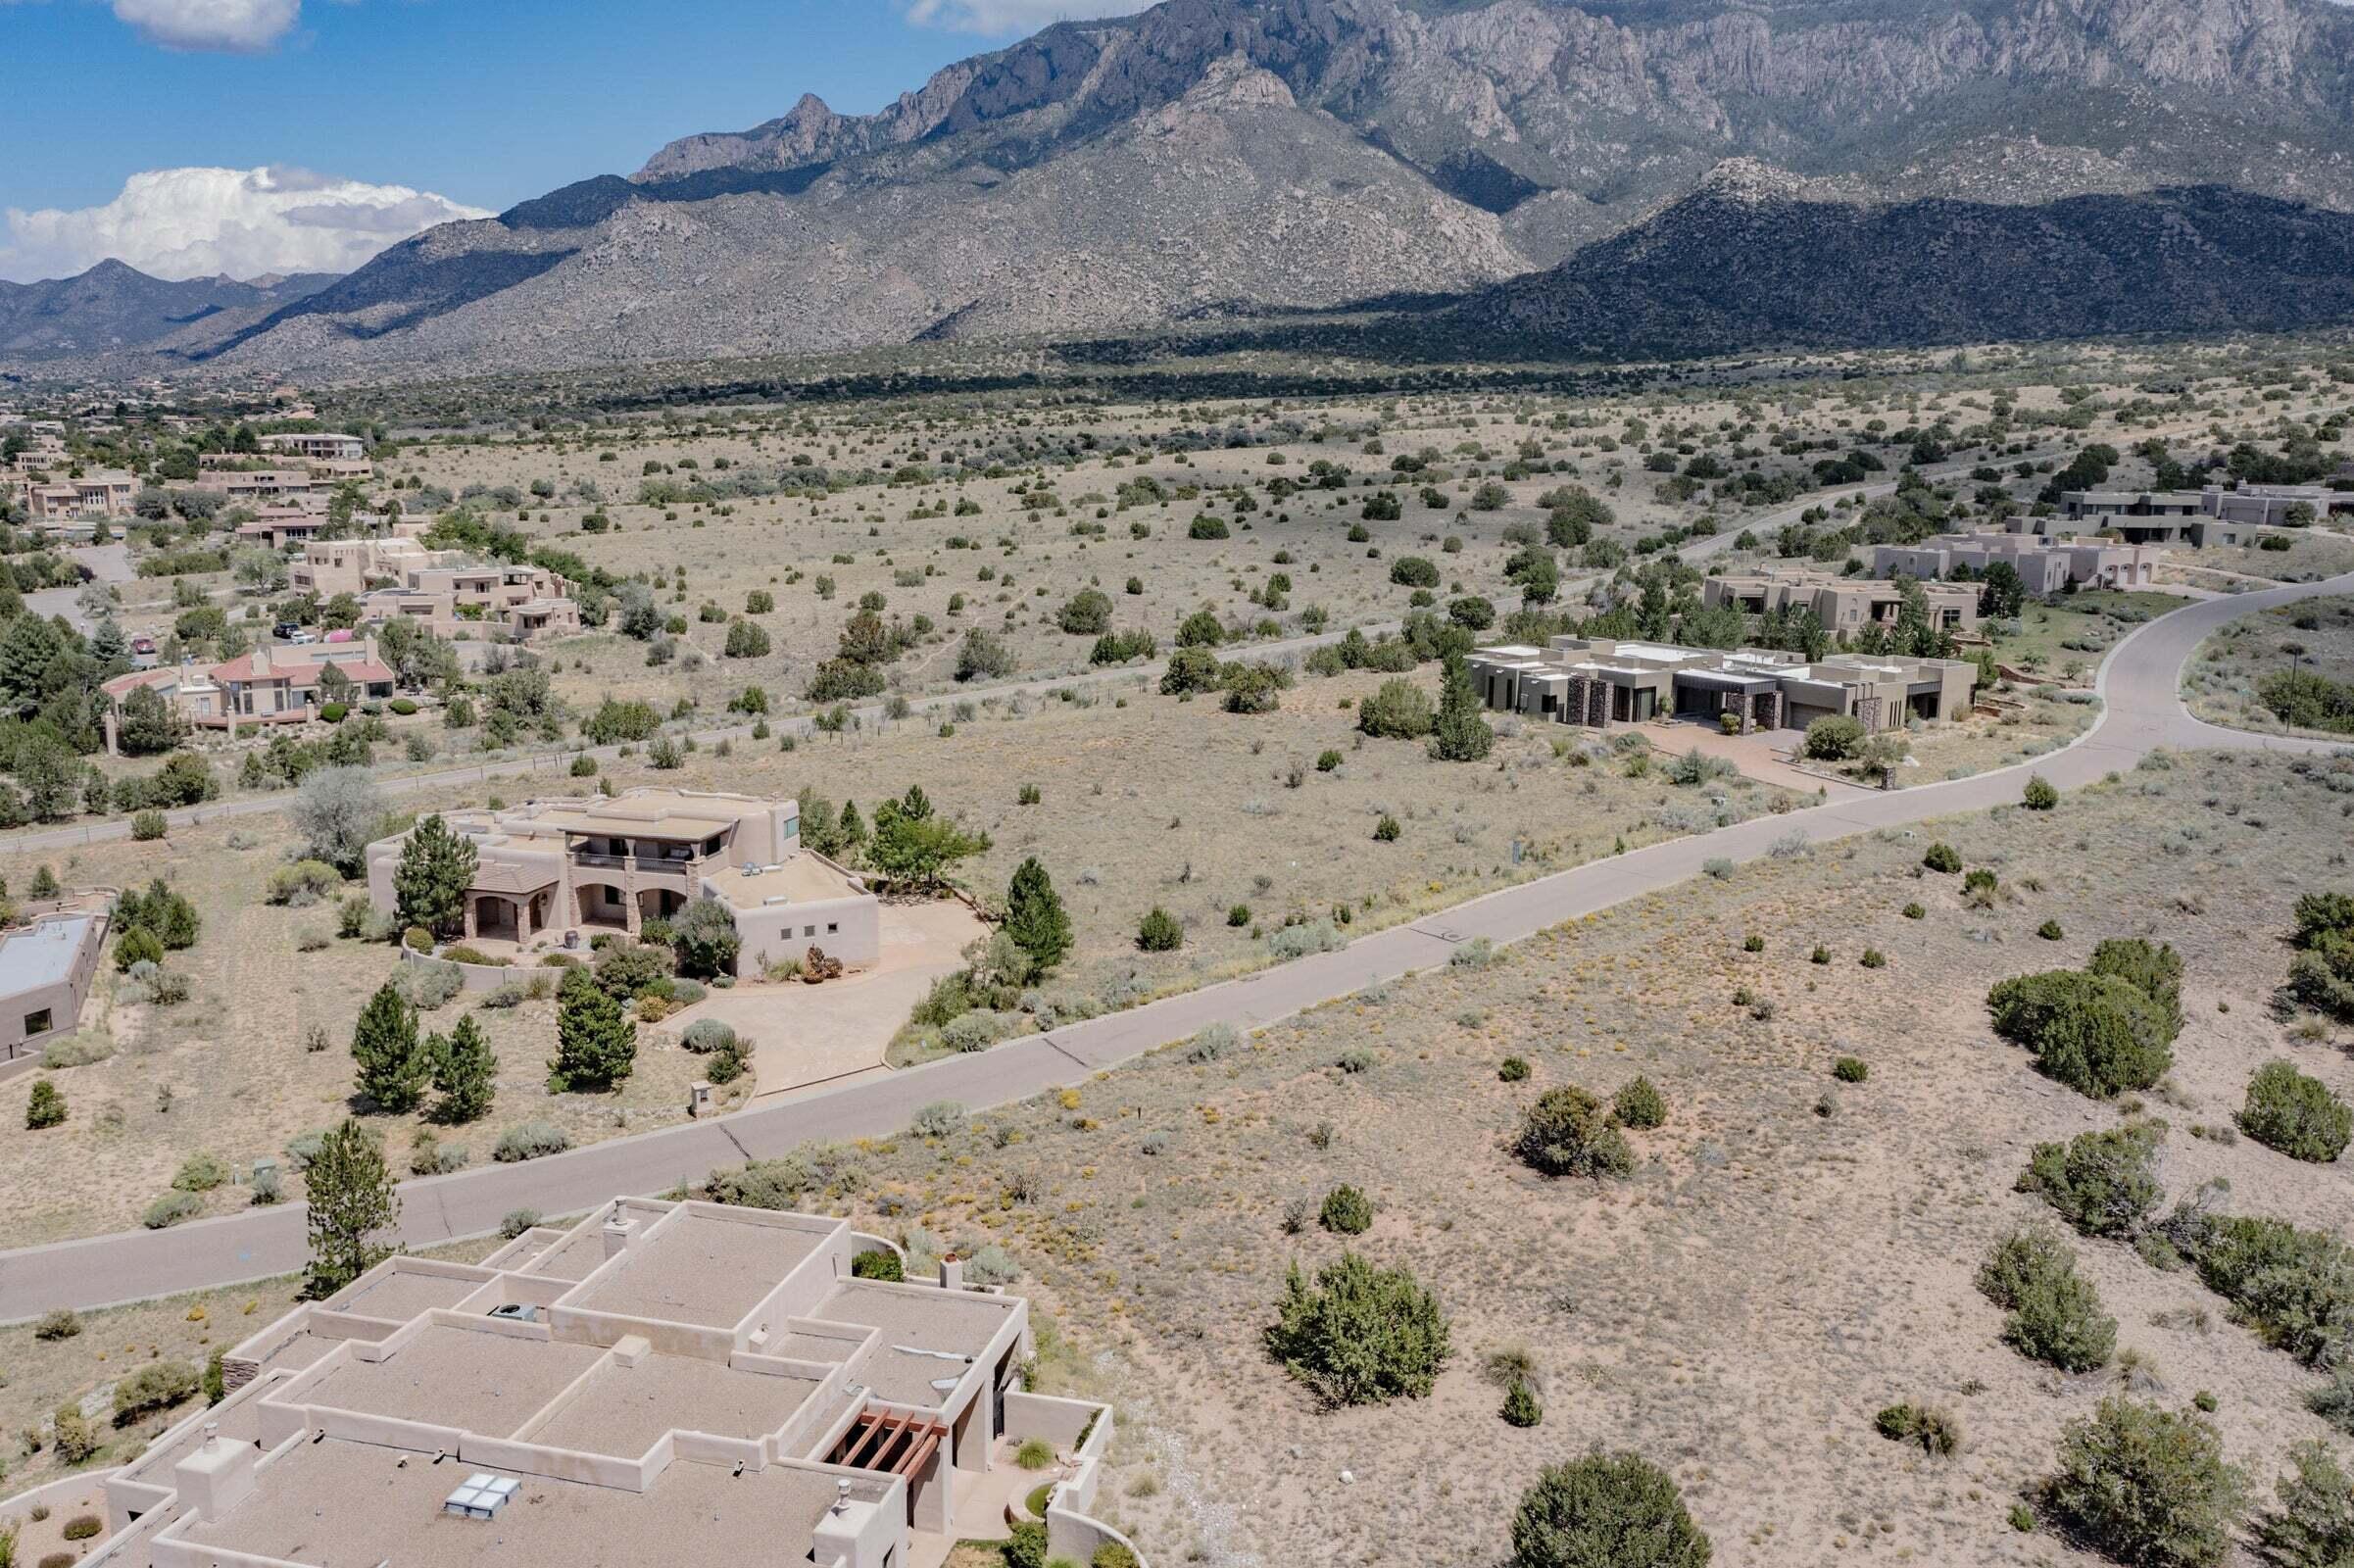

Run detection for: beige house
[[235, 507, 333, 551], [363, 788, 879, 973], [258, 431, 366, 463], [99, 638, 397, 749], [1873, 531, 2157, 595], [1469, 636, 1975, 735], [1702, 567, 1981, 634], [25, 470, 135, 521], [2051, 483, 2341, 540], [365, 561, 580, 641], [65, 1199, 1145, 1568], [190, 468, 319, 505], [0, 908, 108, 1075], [290, 534, 433, 597]]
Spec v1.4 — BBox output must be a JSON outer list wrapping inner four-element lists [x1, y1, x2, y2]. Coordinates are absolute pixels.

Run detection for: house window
[[23, 1008, 52, 1038], [826, 923, 839, 935], [803, 925, 816, 938]]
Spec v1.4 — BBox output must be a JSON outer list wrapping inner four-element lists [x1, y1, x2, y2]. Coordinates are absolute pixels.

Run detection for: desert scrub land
[[0, 660, 1807, 1246], [2185, 594, 2354, 740], [0, 1236, 504, 1506], [692, 749, 2353, 1568], [2166, 528, 2354, 586], [1981, 589, 2182, 685]]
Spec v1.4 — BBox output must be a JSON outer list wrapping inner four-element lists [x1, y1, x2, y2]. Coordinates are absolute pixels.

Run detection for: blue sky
[[0, 0, 1138, 280]]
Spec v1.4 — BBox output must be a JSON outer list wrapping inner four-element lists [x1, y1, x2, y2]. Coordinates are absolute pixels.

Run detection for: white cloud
[[901, 0, 1143, 33], [110, 0, 302, 52], [0, 166, 491, 283]]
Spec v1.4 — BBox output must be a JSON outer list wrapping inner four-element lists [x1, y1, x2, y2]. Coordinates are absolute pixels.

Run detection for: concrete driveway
[[667, 900, 986, 1102], [1635, 718, 1875, 797]]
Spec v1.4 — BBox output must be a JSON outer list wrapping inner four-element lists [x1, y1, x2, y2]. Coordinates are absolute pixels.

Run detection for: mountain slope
[[0, 262, 337, 361], [1445, 165, 2354, 355], [118, 0, 2354, 377]]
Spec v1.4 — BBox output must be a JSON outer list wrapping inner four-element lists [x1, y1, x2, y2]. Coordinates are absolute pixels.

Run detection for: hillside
[[44, 0, 2354, 376], [0, 262, 337, 362]]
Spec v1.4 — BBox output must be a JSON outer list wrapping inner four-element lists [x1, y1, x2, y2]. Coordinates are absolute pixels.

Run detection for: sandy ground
[[668, 900, 987, 1100]]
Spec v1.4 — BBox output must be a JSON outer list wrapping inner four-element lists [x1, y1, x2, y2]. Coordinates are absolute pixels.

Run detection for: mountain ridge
[[17, 0, 2354, 378]]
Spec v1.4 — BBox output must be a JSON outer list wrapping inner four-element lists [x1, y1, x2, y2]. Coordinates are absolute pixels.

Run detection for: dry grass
[[761, 750, 2354, 1568], [2184, 593, 2354, 738]]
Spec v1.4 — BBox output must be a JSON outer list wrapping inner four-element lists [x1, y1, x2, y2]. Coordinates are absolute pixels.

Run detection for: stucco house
[[363, 788, 879, 974], [0, 907, 109, 1074], [99, 638, 397, 749], [1872, 531, 2158, 594], [1468, 636, 1975, 735], [1702, 567, 1981, 634]]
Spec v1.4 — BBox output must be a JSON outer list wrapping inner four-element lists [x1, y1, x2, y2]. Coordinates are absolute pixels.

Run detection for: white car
[[287, 628, 319, 645]]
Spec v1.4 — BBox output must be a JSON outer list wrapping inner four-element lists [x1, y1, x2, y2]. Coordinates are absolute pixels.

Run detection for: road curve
[[2, 571, 2335, 1323]]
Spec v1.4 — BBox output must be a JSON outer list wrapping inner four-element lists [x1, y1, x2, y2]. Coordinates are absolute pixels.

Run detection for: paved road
[[4, 566, 2343, 1320]]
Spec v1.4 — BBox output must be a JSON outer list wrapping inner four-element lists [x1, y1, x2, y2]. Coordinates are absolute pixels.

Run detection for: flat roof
[[0, 914, 96, 994], [706, 856, 860, 909], [574, 1214, 829, 1328], [529, 1355, 824, 1457], [331, 1268, 487, 1322], [177, 1434, 864, 1568], [300, 1325, 602, 1436], [818, 1281, 1015, 1406]]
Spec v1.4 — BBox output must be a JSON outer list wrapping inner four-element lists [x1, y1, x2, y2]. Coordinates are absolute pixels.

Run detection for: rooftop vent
[[443, 1474, 519, 1520]]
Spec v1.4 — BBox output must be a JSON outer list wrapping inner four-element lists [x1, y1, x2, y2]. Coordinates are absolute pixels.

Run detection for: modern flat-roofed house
[[258, 430, 366, 463], [363, 788, 878, 971], [2052, 482, 2339, 540], [1468, 636, 1974, 735], [192, 467, 319, 505], [0, 909, 109, 1072], [1701, 567, 1981, 634], [291, 534, 434, 597], [1873, 531, 2158, 594], [67, 1199, 1146, 1568], [235, 507, 333, 551], [25, 469, 135, 521], [364, 560, 581, 642]]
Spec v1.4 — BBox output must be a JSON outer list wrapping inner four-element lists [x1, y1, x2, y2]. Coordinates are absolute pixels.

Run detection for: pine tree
[[431, 1015, 497, 1124], [1428, 652, 1495, 762], [350, 982, 428, 1112], [25, 1078, 66, 1129], [303, 1118, 398, 1299], [1501, 1378, 1543, 1428], [838, 799, 866, 853], [549, 966, 637, 1092], [393, 813, 479, 937], [1003, 858, 1073, 979]]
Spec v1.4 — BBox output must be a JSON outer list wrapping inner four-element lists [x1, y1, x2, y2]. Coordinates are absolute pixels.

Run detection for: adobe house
[[363, 788, 879, 972], [1872, 531, 2158, 594], [0, 907, 109, 1077], [68, 1200, 1146, 1568], [1468, 636, 1974, 735], [1700, 567, 1982, 635]]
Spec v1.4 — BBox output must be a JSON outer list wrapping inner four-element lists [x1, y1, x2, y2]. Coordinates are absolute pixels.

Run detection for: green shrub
[[2045, 1396, 2246, 1568], [1986, 968, 2176, 1098], [1874, 1401, 1963, 1456], [1902, 902, 1926, 920], [1500, 1378, 1543, 1428], [1372, 812, 1401, 842], [25, 1078, 65, 1129], [2019, 1122, 2164, 1237], [33, 1307, 80, 1341], [1136, 906, 1182, 952], [2285, 891, 2354, 1022], [499, 1208, 541, 1240], [1832, 1056, 1869, 1083], [142, 1191, 203, 1229], [1860, 948, 1887, 968], [1508, 1451, 1713, 1568], [1356, 677, 1439, 739], [1264, 1251, 1449, 1406], [1978, 1225, 2115, 1372], [1004, 1519, 1049, 1568], [852, 1249, 904, 1282], [1612, 1076, 1666, 1129], [2311, 1368, 2354, 1437], [680, 1018, 738, 1054], [60, 1514, 104, 1542], [493, 1120, 571, 1162], [2166, 1209, 2353, 1369], [1498, 1056, 1530, 1083], [130, 809, 168, 841], [51, 1405, 96, 1464], [2037, 919, 2065, 941], [2236, 1060, 2351, 1163], [2023, 773, 2059, 809], [172, 1152, 230, 1193], [2252, 1440, 2354, 1568], [1014, 1436, 1056, 1470], [112, 1359, 199, 1420], [1922, 842, 1961, 874], [2087, 938, 2184, 1032], [1802, 714, 1865, 760], [1318, 1184, 1374, 1235], [1515, 1086, 1634, 1179], [1092, 1544, 1139, 1568], [265, 859, 343, 906]]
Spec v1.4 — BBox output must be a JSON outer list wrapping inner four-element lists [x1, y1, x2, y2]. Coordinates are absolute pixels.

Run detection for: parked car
[[271, 621, 300, 640], [288, 628, 319, 645], [129, 636, 157, 656]]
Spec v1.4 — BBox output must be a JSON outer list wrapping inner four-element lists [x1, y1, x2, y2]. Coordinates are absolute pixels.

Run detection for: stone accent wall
[[1585, 679, 1610, 727], [1753, 691, 1782, 731], [1857, 696, 1884, 732]]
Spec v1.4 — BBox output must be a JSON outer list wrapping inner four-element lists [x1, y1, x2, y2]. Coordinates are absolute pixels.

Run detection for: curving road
[[6, 531, 2329, 1324]]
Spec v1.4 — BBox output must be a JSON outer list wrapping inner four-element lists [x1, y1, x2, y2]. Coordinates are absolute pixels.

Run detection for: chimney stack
[[939, 1254, 964, 1292]]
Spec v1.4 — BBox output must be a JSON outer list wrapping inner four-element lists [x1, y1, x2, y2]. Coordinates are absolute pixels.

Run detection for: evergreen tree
[[1428, 652, 1495, 762], [1003, 858, 1073, 979], [25, 1078, 66, 1129], [393, 813, 478, 937], [431, 1015, 497, 1124], [837, 799, 866, 853], [303, 1118, 398, 1299], [351, 982, 428, 1112], [549, 966, 637, 1091]]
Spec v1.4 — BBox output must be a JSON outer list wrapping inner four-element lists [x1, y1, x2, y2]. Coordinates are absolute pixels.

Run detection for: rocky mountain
[[1441, 164, 2354, 355], [91, 0, 2354, 375], [0, 261, 336, 362]]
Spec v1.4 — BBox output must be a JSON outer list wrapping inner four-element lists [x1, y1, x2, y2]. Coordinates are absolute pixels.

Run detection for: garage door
[[1784, 701, 1839, 732]]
